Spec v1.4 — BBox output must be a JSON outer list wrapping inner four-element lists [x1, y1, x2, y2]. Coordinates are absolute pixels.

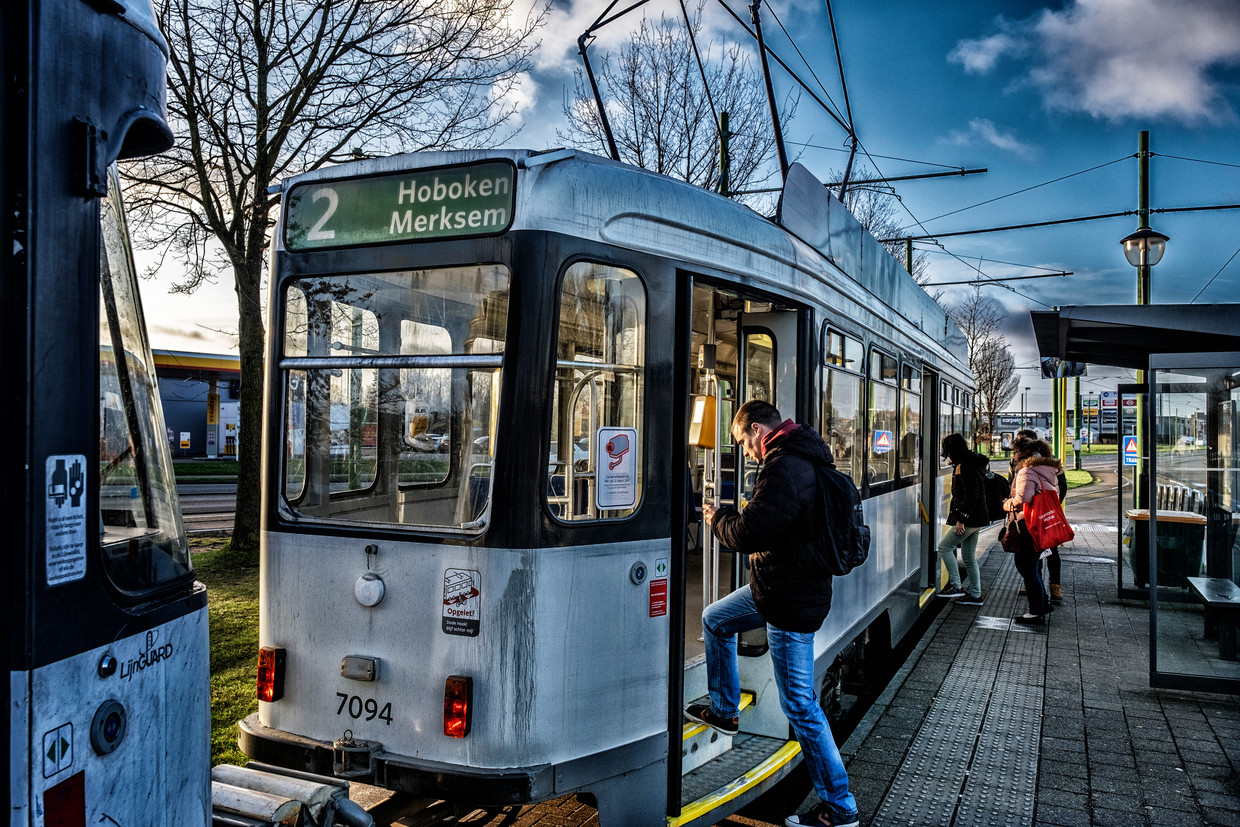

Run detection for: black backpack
[[814, 464, 871, 576], [984, 465, 1010, 522]]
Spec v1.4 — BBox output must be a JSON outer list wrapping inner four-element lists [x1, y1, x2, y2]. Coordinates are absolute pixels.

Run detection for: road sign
[[1123, 435, 1139, 466]]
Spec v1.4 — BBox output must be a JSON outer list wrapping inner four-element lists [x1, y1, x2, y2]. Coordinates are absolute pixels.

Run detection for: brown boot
[[1050, 584, 1063, 601]]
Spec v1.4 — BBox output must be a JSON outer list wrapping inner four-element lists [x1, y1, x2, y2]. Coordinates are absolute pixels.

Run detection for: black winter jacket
[[710, 424, 835, 633], [947, 451, 990, 528]]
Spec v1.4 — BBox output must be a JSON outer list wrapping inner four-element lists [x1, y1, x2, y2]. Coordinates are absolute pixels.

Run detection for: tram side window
[[98, 167, 191, 593], [281, 266, 508, 530], [550, 262, 646, 521], [899, 363, 921, 480], [822, 328, 864, 487], [962, 392, 974, 441], [940, 382, 954, 470], [868, 349, 899, 485]]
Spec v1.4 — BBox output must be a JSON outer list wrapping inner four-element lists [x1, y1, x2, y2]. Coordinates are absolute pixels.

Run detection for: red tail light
[[256, 646, 286, 703], [444, 675, 472, 738]]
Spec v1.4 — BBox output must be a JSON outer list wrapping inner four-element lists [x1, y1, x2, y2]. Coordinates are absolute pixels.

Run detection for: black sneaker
[[683, 703, 738, 736], [939, 584, 965, 599], [959, 593, 984, 606], [785, 801, 859, 827], [1014, 613, 1045, 625]]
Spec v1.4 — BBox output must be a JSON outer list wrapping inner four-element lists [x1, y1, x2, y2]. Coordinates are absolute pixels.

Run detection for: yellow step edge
[[918, 586, 936, 608], [681, 690, 756, 739], [668, 740, 802, 826]]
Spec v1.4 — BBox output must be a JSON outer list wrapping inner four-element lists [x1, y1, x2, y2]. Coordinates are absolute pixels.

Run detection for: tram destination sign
[[284, 161, 515, 250]]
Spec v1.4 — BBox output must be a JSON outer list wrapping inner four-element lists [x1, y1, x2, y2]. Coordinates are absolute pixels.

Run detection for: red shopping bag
[[1023, 487, 1074, 550]]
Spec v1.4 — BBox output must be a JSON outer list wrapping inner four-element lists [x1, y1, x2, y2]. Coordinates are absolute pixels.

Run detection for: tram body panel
[[17, 608, 210, 825], [259, 532, 669, 771]]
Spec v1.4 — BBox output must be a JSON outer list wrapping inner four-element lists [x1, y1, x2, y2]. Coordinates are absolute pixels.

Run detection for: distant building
[[152, 350, 241, 458]]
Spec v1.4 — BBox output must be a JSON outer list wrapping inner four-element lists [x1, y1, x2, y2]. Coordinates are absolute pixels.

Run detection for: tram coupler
[[333, 731, 380, 780], [211, 761, 374, 826]]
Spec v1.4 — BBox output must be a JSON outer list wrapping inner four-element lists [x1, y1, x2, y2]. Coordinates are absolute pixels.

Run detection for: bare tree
[[947, 282, 1015, 448], [123, 0, 543, 555], [560, 6, 793, 202], [972, 338, 1020, 450]]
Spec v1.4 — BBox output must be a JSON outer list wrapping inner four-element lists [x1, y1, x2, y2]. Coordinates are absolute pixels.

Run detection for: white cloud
[[948, 31, 1023, 74], [949, 0, 1240, 124], [945, 118, 1040, 160]]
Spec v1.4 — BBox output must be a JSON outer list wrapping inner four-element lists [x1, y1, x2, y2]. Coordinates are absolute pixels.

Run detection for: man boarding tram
[[687, 400, 860, 827]]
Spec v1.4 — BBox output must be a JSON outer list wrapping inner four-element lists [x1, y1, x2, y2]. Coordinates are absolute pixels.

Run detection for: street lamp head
[[1121, 227, 1170, 268]]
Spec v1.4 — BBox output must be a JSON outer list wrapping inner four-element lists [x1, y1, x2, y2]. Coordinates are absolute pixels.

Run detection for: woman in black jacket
[[938, 433, 990, 603]]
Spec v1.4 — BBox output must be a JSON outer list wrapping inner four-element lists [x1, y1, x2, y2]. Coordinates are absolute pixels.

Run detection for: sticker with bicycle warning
[[442, 568, 481, 637], [45, 455, 87, 586]]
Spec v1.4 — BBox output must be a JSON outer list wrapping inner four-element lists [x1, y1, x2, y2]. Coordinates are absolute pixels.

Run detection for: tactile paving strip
[[870, 558, 1047, 826]]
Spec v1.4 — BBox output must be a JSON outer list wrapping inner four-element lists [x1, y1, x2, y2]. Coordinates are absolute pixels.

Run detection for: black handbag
[[1000, 518, 1022, 553]]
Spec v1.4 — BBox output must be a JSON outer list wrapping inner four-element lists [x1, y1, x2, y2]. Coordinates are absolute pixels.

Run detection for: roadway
[[179, 482, 237, 534]]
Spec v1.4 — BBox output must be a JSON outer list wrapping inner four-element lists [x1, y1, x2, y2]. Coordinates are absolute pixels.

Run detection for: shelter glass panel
[[1148, 358, 1240, 694]]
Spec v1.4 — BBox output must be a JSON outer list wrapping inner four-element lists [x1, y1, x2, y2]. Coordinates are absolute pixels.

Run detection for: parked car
[[411, 432, 447, 452]]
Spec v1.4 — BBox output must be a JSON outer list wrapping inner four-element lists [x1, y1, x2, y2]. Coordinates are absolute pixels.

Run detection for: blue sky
[[141, 0, 1240, 413]]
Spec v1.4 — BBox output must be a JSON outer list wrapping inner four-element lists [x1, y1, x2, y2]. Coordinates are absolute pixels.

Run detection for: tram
[[5, 0, 211, 822], [241, 148, 974, 825]]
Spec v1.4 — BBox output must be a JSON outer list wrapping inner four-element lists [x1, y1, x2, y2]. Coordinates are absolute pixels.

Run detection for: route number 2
[[336, 692, 393, 725], [307, 187, 338, 241]]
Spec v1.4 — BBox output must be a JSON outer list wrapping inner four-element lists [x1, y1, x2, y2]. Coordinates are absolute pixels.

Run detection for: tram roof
[[1031, 304, 1240, 371], [281, 149, 970, 374]]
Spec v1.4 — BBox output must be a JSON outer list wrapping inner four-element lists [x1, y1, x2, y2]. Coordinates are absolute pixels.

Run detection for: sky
[[138, 0, 1240, 414]]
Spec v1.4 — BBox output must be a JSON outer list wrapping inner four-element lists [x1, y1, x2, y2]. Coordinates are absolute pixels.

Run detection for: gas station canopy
[[1031, 304, 1240, 370]]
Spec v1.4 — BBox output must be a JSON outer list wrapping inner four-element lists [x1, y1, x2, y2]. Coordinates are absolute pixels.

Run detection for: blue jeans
[[937, 525, 981, 597], [702, 586, 857, 816]]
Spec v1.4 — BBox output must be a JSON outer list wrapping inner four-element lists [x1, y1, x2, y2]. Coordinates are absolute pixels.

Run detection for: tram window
[[98, 167, 191, 593], [823, 328, 863, 373], [940, 383, 954, 470], [962, 393, 974, 440], [823, 367, 863, 487], [550, 262, 646, 521], [899, 364, 921, 480], [867, 349, 898, 485], [280, 265, 509, 531], [745, 333, 775, 403]]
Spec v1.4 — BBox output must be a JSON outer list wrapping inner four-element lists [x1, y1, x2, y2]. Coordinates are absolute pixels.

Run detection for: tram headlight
[[257, 646, 287, 703], [444, 675, 472, 738]]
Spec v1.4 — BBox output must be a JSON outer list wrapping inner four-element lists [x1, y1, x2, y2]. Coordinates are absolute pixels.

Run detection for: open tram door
[[674, 280, 807, 822]]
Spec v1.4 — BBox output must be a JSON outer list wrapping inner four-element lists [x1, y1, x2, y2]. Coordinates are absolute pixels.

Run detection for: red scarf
[[760, 419, 799, 455]]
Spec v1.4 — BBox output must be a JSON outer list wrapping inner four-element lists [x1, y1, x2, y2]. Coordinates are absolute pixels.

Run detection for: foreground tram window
[[98, 167, 191, 593], [549, 262, 646, 520], [280, 265, 508, 530]]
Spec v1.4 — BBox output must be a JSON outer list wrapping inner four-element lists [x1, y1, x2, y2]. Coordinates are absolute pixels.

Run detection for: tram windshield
[[99, 166, 191, 592], [279, 265, 508, 530]]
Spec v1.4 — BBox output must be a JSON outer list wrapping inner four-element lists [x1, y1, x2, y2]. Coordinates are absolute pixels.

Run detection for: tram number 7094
[[335, 693, 394, 725]]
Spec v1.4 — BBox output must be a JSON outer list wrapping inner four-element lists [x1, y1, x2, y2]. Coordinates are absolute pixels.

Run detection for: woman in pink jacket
[[1003, 438, 1063, 624]]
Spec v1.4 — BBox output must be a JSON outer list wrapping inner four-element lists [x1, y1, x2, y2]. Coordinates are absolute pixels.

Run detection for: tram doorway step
[[680, 690, 755, 773]]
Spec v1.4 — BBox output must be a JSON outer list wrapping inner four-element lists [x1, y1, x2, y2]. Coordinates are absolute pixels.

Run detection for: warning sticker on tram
[[1123, 436, 1139, 466], [873, 430, 894, 454], [45, 454, 86, 586], [442, 568, 481, 637], [285, 161, 516, 250]]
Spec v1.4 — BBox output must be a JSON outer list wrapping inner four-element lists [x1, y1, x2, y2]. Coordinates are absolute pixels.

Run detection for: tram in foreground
[[5, 0, 211, 822], [241, 148, 974, 825]]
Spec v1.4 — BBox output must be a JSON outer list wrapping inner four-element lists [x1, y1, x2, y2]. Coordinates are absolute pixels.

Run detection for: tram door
[[685, 283, 801, 667], [920, 369, 943, 588]]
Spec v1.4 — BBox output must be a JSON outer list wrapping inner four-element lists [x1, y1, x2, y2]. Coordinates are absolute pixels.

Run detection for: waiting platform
[[820, 520, 1240, 827]]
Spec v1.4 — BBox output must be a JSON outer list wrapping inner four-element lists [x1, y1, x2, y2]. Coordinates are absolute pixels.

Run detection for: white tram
[[242, 149, 974, 825]]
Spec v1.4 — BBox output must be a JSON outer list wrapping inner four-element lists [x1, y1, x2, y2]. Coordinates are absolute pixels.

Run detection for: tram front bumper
[[238, 714, 553, 805]]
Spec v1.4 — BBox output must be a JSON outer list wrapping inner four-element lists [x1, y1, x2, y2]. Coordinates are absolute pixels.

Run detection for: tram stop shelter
[[1032, 303, 1240, 694]]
